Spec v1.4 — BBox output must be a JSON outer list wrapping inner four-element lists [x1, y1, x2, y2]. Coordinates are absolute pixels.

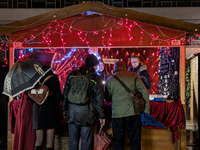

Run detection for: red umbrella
[[19, 51, 56, 67]]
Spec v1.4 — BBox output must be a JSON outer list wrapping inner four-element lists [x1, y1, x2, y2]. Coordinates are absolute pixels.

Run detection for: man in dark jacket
[[128, 56, 151, 91], [105, 61, 150, 150], [62, 54, 105, 150]]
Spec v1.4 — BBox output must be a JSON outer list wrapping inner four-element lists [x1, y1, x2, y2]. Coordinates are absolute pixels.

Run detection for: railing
[[0, 0, 200, 8]]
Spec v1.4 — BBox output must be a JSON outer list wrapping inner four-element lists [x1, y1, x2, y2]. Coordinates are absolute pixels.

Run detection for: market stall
[[1, 1, 200, 150]]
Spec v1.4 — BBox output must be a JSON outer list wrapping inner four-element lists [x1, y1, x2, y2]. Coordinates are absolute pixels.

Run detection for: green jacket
[[105, 68, 150, 118]]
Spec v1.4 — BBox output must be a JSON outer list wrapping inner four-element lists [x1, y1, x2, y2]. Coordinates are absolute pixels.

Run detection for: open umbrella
[[140, 112, 166, 128], [3, 60, 51, 98], [19, 51, 55, 67]]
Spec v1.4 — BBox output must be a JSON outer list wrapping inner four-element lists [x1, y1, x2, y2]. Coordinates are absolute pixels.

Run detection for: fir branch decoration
[[186, 63, 191, 100]]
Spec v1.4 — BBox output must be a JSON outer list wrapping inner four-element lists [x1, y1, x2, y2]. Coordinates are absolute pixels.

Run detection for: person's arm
[[61, 74, 71, 117], [135, 76, 150, 114], [140, 70, 151, 91], [93, 75, 105, 119], [54, 75, 62, 106], [93, 75, 105, 128]]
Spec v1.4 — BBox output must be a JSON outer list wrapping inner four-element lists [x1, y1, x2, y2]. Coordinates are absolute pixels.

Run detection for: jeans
[[68, 123, 93, 150], [112, 115, 141, 150]]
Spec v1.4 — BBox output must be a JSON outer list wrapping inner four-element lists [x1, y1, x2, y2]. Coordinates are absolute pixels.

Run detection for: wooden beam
[[1, 1, 200, 35]]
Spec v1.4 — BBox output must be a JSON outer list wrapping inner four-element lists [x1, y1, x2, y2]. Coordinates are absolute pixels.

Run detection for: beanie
[[114, 61, 126, 70], [85, 54, 99, 67]]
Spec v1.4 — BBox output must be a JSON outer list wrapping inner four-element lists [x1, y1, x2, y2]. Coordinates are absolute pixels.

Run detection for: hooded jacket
[[128, 64, 151, 91], [62, 65, 105, 126], [105, 68, 150, 118]]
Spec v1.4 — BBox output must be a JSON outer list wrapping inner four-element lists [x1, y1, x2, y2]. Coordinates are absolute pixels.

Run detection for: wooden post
[[7, 43, 14, 150], [180, 46, 186, 104], [179, 46, 186, 150]]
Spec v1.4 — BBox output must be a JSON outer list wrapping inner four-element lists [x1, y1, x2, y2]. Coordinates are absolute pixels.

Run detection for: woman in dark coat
[[97, 60, 110, 85], [128, 56, 151, 91], [30, 70, 62, 150]]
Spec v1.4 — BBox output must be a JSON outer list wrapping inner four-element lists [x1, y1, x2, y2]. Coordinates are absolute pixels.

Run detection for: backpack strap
[[40, 75, 54, 97]]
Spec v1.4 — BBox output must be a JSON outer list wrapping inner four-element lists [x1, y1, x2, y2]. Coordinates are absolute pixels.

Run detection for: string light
[[0, 36, 9, 67], [11, 15, 187, 49]]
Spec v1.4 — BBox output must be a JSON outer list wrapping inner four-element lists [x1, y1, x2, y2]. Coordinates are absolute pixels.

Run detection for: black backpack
[[68, 71, 90, 104]]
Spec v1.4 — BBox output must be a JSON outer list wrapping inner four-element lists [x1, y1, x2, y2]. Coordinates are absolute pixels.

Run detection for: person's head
[[114, 61, 126, 71], [85, 54, 99, 69], [131, 56, 141, 69], [97, 60, 105, 72]]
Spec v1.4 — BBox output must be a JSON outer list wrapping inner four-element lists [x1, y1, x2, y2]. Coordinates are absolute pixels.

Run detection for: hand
[[99, 119, 105, 130], [63, 112, 66, 119]]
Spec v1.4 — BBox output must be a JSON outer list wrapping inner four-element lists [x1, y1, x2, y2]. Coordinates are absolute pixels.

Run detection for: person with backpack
[[29, 70, 62, 150], [62, 54, 105, 150]]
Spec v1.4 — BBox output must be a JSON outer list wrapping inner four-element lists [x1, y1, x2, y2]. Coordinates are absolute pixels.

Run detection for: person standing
[[97, 60, 110, 85], [62, 54, 105, 150], [128, 56, 151, 91], [105, 61, 150, 150], [30, 70, 62, 150]]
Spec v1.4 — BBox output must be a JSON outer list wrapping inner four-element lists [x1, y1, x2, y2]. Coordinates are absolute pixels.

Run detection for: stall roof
[[0, 1, 200, 36]]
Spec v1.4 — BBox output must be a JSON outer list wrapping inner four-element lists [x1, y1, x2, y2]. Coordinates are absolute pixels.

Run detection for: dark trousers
[[112, 115, 141, 150], [68, 123, 93, 150]]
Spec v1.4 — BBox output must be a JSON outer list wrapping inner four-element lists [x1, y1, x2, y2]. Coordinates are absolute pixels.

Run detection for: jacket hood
[[114, 67, 127, 73], [79, 64, 96, 74]]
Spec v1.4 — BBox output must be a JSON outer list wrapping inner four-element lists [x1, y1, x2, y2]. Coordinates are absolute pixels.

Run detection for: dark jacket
[[128, 64, 151, 91], [62, 65, 105, 126], [97, 69, 110, 82], [30, 70, 62, 130], [105, 68, 150, 118]]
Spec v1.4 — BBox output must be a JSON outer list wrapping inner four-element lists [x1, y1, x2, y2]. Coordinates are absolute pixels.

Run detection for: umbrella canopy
[[19, 51, 55, 67], [3, 60, 51, 98], [140, 112, 166, 128]]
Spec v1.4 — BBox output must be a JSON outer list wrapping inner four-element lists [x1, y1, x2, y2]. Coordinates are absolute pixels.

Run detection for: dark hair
[[131, 56, 141, 62]]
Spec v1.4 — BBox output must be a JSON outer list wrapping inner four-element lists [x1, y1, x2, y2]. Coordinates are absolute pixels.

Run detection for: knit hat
[[114, 61, 126, 70], [85, 54, 99, 67]]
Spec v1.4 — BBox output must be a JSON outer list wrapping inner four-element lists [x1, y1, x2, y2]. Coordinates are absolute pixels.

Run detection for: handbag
[[28, 75, 54, 105], [113, 75, 145, 113], [94, 129, 111, 150]]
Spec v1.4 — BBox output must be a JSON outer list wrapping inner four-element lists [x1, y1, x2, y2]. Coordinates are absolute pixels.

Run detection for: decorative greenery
[[186, 63, 191, 100]]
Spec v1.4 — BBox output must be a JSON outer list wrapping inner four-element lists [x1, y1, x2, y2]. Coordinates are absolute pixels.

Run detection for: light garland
[[10, 14, 187, 49]]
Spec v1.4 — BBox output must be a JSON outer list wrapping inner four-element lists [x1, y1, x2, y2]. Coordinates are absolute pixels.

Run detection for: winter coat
[[105, 68, 150, 118], [12, 93, 36, 150], [97, 69, 110, 82], [128, 64, 151, 91], [30, 70, 62, 130], [62, 65, 105, 127]]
